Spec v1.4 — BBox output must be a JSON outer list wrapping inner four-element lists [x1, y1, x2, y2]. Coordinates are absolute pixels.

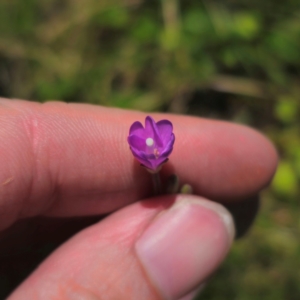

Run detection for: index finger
[[0, 98, 277, 230]]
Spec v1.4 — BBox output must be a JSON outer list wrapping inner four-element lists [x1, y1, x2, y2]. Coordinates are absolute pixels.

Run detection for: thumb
[[8, 195, 234, 300]]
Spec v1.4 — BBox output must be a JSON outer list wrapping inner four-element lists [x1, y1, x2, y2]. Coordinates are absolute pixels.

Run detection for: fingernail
[[135, 196, 234, 300]]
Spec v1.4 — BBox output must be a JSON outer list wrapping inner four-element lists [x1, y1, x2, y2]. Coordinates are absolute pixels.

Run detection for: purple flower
[[127, 116, 175, 172]]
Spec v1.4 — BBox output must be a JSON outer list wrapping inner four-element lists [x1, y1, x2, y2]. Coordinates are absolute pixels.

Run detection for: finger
[[0, 195, 258, 296], [8, 194, 235, 300], [0, 98, 277, 229], [0, 216, 103, 298]]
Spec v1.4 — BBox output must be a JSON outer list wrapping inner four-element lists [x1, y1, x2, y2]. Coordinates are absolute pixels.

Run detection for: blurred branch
[[161, 0, 181, 49], [208, 75, 267, 98], [161, 0, 180, 31], [168, 75, 271, 113]]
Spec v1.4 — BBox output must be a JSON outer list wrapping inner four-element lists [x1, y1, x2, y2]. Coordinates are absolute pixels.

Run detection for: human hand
[[0, 98, 277, 300]]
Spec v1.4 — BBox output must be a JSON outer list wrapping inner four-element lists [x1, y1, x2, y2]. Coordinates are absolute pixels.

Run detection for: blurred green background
[[0, 0, 300, 299]]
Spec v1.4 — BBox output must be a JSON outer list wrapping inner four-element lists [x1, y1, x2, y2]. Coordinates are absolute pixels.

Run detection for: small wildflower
[[127, 116, 175, 172]]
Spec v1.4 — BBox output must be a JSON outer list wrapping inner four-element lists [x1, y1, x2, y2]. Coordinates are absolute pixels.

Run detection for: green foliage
[[274, 98, 298, 124], [272, 161, 298, 197], [0, 0, 300, 299], [1, 0, 299, 107]]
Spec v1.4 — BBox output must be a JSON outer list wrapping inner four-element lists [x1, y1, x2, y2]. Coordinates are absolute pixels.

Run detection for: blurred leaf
[[266, 228, 298, 257], [130, 92, 162, 111], [233, 12, 261, 40], [221, 48, 238, 67], [267, 32, 300, 63], [94, 6, 129, 27], [274, 97, 298, 124], [131, 17, 158, 43], [110, 91, 161, 111], [183, 9, 212, 35], [36, 77, 76, 100], [159, 28, 181, 50], [272, 161, 298, 196]]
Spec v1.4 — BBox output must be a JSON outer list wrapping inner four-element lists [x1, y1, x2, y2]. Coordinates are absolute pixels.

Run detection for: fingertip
[[135, 195, 234, 299], [170, 117, 278, 201], [8, 195, 233, 300]]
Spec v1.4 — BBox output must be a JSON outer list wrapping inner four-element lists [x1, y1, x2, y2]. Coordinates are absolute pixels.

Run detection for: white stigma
[[146, 137, 154, 147]]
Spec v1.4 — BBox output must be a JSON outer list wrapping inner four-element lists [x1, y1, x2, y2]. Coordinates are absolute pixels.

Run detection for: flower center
[[146, 137, 154, 147], [145, 137, 160, 158]]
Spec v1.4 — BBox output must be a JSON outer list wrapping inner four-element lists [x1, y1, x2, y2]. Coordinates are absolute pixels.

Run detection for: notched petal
[[129, 121, 144, 134], [161, 133, 175, 156], [156, 120, 173, 141], [128, 135, 146, 152], [145, 116, 163, 147]]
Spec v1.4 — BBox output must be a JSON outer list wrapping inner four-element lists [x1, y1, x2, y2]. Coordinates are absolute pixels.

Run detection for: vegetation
[[0, 0, 300, 299]]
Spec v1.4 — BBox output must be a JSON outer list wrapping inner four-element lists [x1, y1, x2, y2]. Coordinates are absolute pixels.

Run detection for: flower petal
[[130, 147, 153, 169], [128, 135, 146, 152], [161, 133, 175, 156], [129, 121, 148, 139], [156, 120, 173, 144], [145, 116, 163, 147], [131, 147, 165, 171]]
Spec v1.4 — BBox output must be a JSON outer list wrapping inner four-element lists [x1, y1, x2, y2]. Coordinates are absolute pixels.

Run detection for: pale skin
[[0, 98, 278, 300]]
